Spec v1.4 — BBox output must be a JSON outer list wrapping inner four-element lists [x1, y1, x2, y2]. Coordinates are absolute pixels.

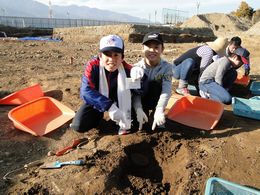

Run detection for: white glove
[[130, 66, 144, 81], [152, 107, 165, 130], [136, 108, 148, 130], [108, 104, 130, 130], [108, 104, 124, 123]]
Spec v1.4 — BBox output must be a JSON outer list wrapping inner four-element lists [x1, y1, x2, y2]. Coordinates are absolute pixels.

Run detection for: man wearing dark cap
[[130, 32, 173, 131], [199, 47, 250, 104]]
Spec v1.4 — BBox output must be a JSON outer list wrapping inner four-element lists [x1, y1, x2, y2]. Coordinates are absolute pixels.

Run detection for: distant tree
[[234, 1, 254, 19]]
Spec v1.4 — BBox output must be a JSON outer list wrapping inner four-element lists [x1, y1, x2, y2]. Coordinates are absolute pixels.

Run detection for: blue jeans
[[199, 80, 232, 104], [172, 58, 196, 88]]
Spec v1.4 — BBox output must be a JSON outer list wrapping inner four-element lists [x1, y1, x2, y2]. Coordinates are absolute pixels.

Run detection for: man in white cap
[[172, 37, 228, 96], [70, 34, 132, 135]]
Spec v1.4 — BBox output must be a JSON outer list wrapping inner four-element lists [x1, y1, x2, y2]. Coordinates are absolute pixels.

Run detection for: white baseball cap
[[99, 35, 124, 53]]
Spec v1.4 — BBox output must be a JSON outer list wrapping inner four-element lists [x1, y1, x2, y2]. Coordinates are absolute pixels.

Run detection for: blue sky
[[35, 0, 260, 22]]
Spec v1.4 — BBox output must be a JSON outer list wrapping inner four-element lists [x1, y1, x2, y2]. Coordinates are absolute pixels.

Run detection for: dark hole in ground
[[118, 140, 171, 194]]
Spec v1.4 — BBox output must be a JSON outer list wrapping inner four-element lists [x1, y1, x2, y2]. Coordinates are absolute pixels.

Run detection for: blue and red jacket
[[80, 57, 132, 112]]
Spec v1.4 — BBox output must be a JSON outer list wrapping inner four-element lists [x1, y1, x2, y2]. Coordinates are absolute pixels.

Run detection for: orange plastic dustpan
[[165, 94, 183, 113], [167, 96, 224, 130], [234, 74, 250, 87], [0, 84, 44, 105], [8, 97, 75, 136]]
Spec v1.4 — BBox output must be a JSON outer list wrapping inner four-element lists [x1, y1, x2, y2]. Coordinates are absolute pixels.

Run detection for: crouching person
[[199, 47, 250, 104], [70, 35, 132, 135], [131, 32, 173, 131]]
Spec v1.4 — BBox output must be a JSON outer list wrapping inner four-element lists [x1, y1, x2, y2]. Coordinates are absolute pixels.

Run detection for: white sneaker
[[199, 90, 210, 98], [176, 87, 190, 96], [118, 128, 131, 135]]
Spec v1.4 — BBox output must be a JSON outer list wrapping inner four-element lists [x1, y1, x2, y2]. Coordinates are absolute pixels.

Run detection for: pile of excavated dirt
[[53, 24, 216, 43], [181, 13, 252, 37], [0, 25, 52, 38], [252, 9, 260, 24], [246, 21, 260, 36]]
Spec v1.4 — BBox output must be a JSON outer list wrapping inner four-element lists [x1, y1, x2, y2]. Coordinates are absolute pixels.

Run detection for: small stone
[[47, 151, 55, 156]]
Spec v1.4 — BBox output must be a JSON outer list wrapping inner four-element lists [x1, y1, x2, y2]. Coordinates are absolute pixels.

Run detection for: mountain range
[[0, 0, 148, 23]]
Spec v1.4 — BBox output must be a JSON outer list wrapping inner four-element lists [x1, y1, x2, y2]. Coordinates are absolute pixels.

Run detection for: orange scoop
[[8, 97, 75, 136], [167, 96, 224, 130], [0, 84, 44, 105]]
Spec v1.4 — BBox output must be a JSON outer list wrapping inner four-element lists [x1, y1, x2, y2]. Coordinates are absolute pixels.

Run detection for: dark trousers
[[142, 80, 162, 116], [70, 103, 103, 133]]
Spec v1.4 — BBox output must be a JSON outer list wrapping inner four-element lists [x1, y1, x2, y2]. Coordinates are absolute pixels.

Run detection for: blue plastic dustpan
[[250, 81, 260, 95], [205, 177, 260, 195], [232, 97, 260, 120]]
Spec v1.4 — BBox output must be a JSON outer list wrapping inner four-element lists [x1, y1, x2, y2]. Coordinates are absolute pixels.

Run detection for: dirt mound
[[53, 24, 216, 44], [181, 13, 252, 36], [0, 25, 52, 38], [246, 21, 260, 36], [252, 9, 260, 24]]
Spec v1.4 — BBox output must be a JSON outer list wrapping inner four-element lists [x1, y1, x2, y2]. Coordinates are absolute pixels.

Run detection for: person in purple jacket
[[70, 35, 133, 135]]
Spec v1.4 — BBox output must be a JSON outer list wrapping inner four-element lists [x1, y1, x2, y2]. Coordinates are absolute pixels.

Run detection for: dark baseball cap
[[142, 32, 164, 45], [234, 47, 250, 64]]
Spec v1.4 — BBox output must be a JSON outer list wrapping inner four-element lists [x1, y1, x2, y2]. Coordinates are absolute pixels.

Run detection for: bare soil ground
[[0, 32, 260, 194]]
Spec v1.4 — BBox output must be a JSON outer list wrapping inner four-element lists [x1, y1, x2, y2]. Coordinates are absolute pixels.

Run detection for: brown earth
[[0, 24, 260, 194], [246, 21, 260, 36], [181, 13, 251, 30]]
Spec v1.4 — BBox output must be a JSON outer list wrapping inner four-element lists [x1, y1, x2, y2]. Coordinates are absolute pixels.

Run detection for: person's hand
[[152, 107, 165, 130], [244, 69, 250, 76], [108, 104, 124, 124], [244, 66, 250, 76], [130, 66, 144, 81], [136, 108, 148, 130], [244, 64, 250, 76]]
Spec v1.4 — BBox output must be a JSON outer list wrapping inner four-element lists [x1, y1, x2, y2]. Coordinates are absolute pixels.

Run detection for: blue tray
[[232, 97, 260, 120], [251, 96, 260, 100], [205, 177, 260, 195], [250, 81, 260, 95]]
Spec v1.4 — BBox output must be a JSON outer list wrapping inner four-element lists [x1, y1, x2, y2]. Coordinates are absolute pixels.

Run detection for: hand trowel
[[40, 159, 85, 169]]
